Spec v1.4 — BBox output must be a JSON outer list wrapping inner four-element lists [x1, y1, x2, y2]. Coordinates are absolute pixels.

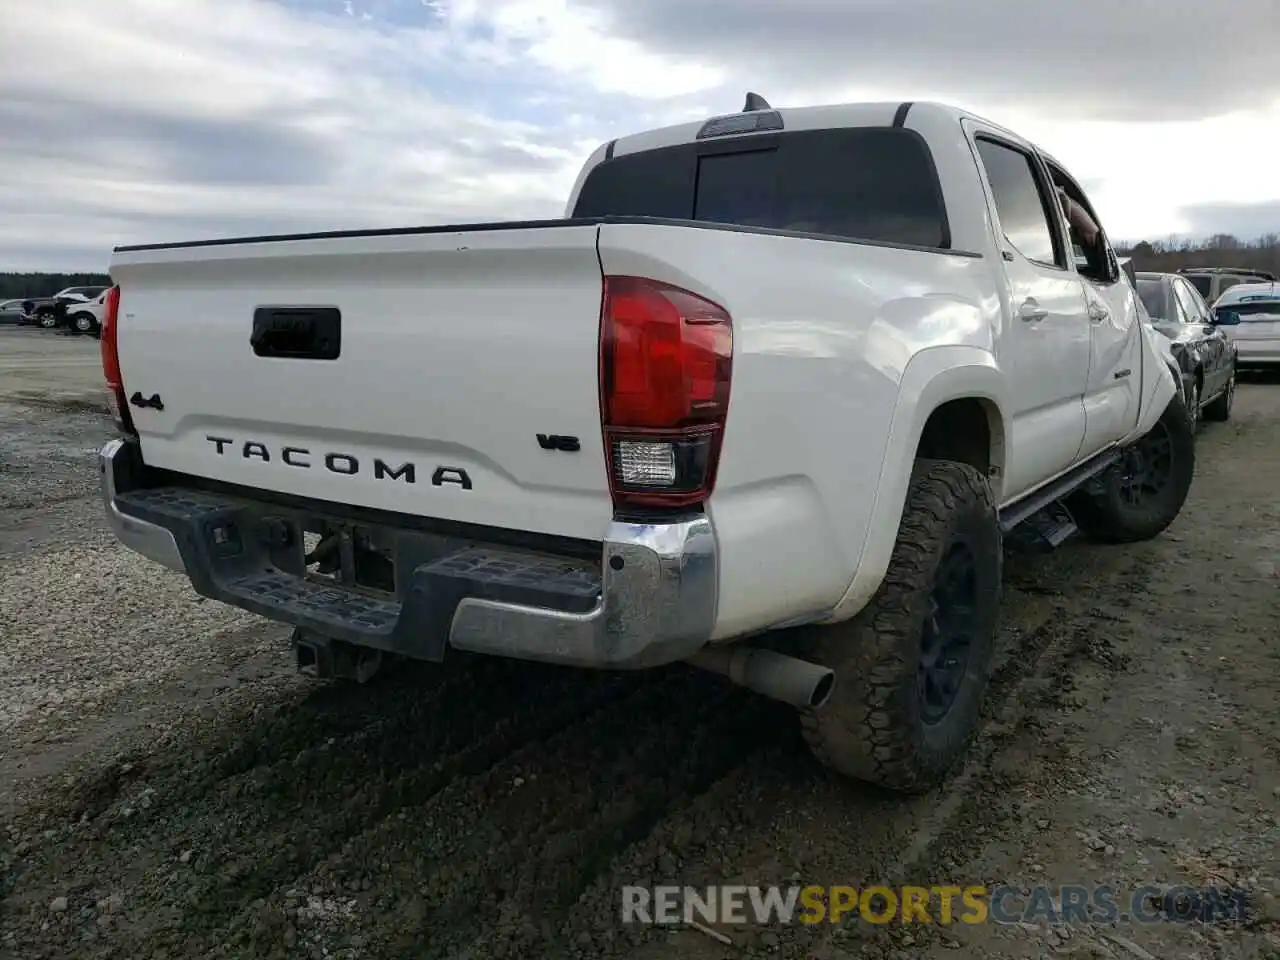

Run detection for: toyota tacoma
[[98, 96, 1194, 792]]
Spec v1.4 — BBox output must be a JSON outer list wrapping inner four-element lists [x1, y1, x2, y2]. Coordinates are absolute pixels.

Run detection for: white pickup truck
[[99, 96, 1194, 793]]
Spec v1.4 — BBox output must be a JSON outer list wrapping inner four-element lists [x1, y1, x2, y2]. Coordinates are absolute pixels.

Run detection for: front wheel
[[1068, 393, 1195, 545], [38, 312, 57, 329], [799, 459, 1002, 793], [70, 313, 95, 334]]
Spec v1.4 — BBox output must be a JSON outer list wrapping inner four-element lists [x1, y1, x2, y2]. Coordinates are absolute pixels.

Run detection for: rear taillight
[[599, 276, 732, 509], [100, 285, 136, 436]]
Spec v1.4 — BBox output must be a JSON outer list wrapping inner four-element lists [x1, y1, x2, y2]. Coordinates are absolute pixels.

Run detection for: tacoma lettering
[[205, 435, 434, 486]]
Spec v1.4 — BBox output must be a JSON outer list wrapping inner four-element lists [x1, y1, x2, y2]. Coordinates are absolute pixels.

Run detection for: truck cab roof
[[604, 100, 1024, 159]]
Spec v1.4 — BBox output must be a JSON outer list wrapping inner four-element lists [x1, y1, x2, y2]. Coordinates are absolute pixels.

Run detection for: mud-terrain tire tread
[[1068, 393, 1195, 545], [799, 459, 1001, 794]]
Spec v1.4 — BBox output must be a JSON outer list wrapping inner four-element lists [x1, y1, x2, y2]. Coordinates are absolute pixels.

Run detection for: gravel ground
[[1, 326, 1277, 960]]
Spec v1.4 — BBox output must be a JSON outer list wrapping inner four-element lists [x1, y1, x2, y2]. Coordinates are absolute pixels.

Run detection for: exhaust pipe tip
[[806, 669, 836, 710], [687, 645, 836, 710]]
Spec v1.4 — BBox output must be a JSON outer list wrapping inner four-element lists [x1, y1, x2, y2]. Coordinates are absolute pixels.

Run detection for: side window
[[1173, 280, 1205, 322], [974, 138, 1063, 268], [1172, 280, 1203, 321], [1219, 278, 1242, 297], [1046, 166, 1115, 284]]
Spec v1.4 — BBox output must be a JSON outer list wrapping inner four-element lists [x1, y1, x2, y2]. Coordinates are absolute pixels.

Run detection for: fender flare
[[823, 345, 1009, 623]]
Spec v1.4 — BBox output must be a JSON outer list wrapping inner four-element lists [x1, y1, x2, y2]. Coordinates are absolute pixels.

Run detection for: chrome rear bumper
[[100, 438, 718, 669]]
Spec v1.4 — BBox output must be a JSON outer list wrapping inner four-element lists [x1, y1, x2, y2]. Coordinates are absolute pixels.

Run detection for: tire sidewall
[[72, 314, 93, 333], [1097, 395, 1195, 536], [803, 462, 1002, 788], [909, 495, 1002, 767]]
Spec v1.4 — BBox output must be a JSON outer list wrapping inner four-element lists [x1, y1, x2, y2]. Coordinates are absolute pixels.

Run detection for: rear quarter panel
[[598, 223, 1004, 639]]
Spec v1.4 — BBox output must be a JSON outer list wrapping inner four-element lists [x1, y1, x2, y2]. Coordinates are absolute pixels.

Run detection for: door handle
[[1018, 299, 1048, 322], [1088, 303, 1110, 323]]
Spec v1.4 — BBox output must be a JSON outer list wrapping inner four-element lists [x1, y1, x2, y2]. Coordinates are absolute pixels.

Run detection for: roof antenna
[[742, 91, 771, 112]]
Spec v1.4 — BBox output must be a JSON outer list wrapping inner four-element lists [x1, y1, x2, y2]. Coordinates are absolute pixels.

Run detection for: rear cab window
[[1215, 285, 1280, 319], [1222, 299, 1280, 321], [572, 127, 950, 251]]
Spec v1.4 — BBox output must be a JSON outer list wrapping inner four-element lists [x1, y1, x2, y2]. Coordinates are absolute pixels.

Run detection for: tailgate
[[108, 224, 612, 541]]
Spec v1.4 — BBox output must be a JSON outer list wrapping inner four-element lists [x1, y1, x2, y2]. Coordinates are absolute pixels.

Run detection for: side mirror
[[1213, 309, 1241, 326]]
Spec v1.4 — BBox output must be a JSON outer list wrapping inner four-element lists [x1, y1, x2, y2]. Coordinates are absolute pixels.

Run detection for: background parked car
[[50, 285, 107, 305], [49, 285, 109, 331], [1212, 282, 1280, 369], [63, 292, 107, 336], [1136, 271, 1237, 427], [19, 297, 59, 327], [0, 298, 32, 325], [1179, 266, 1277, 306]]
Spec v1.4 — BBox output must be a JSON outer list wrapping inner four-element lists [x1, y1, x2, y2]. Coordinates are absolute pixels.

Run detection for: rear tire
[[1202, 368, 1235, 422], [800, 459, 1002, 793], [38, 312, 56, 329], [1068, 393, 1195, 544]]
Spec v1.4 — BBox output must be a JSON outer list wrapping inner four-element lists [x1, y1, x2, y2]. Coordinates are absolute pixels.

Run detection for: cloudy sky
[[3, 0, 1278, 272]]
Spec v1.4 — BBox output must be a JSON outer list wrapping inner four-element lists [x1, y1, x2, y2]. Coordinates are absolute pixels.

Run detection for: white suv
[[1213, 282, 1280, 368], [62, 291, 107, 336], [1180, 267, 1277, 305]]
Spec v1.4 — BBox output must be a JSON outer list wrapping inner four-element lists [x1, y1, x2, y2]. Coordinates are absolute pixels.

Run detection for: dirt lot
[[1, 326, 1277, 960]]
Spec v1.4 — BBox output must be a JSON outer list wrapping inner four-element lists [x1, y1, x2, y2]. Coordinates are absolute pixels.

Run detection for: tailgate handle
[[251, 307, 341, 360]]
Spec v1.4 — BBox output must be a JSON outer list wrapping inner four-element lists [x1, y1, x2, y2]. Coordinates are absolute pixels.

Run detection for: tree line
[[1116, 233, 1279, 276], [0, 272, 113, 301]]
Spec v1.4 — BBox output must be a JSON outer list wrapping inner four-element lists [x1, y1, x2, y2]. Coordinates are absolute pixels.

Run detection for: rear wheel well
[[917, 398, 1002, 481]]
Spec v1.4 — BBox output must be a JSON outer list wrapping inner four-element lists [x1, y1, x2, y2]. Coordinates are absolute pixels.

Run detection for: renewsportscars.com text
[[621, 884, 1250, 926]]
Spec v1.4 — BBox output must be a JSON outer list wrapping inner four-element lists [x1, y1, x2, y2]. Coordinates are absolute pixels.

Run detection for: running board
[[1004, 501, 1078, 554], [998, 447, 1123, 534]]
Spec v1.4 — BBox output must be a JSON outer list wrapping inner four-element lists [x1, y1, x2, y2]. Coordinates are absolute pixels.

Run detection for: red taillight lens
[[599, 276, 732, 509], [100, 285, 136, 436], [101, 285, 121, 387]]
